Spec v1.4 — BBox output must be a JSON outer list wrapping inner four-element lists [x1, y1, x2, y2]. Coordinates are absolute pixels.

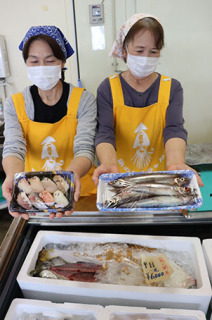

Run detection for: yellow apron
[[109, 74, 172, 173], [12, 87, 96, 196]]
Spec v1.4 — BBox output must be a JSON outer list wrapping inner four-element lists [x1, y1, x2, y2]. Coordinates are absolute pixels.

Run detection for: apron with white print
[[12, 87, 96, 196], [109, 74, 172, 173]]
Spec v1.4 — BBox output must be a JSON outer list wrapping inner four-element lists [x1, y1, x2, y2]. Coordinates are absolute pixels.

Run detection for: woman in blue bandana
[[2, 26, 97, 220]]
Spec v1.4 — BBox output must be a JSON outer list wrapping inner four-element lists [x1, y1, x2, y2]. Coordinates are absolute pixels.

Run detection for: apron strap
[[109, 74, 125, 108], [67, 87, 85, 116], [158, 75, 172, 111], [12, 92, 28, 121]]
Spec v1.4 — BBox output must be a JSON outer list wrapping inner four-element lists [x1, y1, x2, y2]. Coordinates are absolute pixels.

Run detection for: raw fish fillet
[[28, 176, 44, 193], [17, 178, 33, 194], [53, 190, 69, 208], [28, 192, 48, 210], [41, 177, 58, 193], [53, 174, 69, 193], [17, 192, 33, 210], [39, 190, 54, 206]]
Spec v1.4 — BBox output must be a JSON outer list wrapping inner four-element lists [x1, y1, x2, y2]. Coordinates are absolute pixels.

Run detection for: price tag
[[142, 253, 174, 284]]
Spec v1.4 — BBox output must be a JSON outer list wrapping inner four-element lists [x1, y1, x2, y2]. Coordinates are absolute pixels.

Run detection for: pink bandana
[[109, 13, 161, 61]]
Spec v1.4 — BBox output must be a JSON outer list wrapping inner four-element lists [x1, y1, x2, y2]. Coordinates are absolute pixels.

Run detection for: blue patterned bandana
[[19, 26, 74, 59]]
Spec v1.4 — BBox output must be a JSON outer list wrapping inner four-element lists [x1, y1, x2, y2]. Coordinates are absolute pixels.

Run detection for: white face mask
[[27, 65, 62, 90], [127, 54, 159, 79]]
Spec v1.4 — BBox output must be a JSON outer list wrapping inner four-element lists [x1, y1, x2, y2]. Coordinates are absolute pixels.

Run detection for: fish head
[[174, 177, 190, 186], [104, 198, 117, 208], [109, 179, 131, 188], [177, 187, 194, 196]]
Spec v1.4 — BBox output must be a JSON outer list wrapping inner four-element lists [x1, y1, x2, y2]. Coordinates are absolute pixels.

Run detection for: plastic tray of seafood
[[17, 231, 212, 313], [202, 239, 212, 283], [4, 298, 104, 320], [97, 170, 203, 212], [104, 305, 206, 319], [9, 171, 74, 213]]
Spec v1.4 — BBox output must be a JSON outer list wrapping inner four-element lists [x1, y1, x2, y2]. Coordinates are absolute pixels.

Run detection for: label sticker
[[142, 253, 174, 284]]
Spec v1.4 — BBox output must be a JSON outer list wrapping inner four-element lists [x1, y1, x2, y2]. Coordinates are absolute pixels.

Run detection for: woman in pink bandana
[[92, 13, 203, 187]]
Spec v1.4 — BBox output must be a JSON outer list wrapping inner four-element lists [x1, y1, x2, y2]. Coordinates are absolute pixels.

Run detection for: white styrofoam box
[[202, 239, 212, 283], [97, 170, 203, 212], [202, 240, 212, 320], [5, 298, 104, 319], [17, 231, 212, 314], [104, 305, 206, 320]]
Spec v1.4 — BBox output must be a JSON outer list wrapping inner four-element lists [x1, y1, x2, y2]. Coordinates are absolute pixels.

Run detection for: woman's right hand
[[92, 164, 119, 186], [2, 175, 31, 220]]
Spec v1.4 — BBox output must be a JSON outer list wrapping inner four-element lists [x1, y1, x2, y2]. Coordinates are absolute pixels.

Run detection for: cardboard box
[[17, 231, 212, 313], [105, 305, 206, 319], [5, 298, 103, 319]]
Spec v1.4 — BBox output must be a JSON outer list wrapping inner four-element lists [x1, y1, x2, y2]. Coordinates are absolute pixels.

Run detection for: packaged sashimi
[[10, 171, 74, 213]]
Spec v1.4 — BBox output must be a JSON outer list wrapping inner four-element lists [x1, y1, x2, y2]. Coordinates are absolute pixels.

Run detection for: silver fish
[[109, 172, 189, 188], [118, 195, 195, 208], [125, 184, 197, 197], [103, 189, 150, 208]]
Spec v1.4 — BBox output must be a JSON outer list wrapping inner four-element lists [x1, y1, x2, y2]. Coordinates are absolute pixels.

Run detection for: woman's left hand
[[167, 163, 204, 187]]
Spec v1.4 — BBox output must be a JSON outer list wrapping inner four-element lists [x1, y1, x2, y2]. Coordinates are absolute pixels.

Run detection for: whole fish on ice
[[34, 242, 196, 289]]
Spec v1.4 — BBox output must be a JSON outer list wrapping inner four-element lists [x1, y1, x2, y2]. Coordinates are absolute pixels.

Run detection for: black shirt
[[30, 81, 70, 123]]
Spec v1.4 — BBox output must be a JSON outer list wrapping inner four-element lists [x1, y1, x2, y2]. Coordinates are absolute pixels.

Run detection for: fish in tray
[[105, 194, 196, 209], [101, 171, 199, 209], [30, 242, 197, 289], [10, 171, 74, 213], [103, 184, 198, 208], [109, 172, 190, 188]]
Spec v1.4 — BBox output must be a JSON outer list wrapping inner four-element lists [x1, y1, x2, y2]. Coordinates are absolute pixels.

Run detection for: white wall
[[0, 0, 211, 144], [75, 0, 212, 144], [0, 0, 78, 95]]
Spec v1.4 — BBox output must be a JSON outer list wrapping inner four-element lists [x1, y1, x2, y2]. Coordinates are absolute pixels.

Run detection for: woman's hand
[[2, 175, 32, 220], [165, 138, 204, 187], [167, 163, 204, 187], [92, 164, 119, 186]]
